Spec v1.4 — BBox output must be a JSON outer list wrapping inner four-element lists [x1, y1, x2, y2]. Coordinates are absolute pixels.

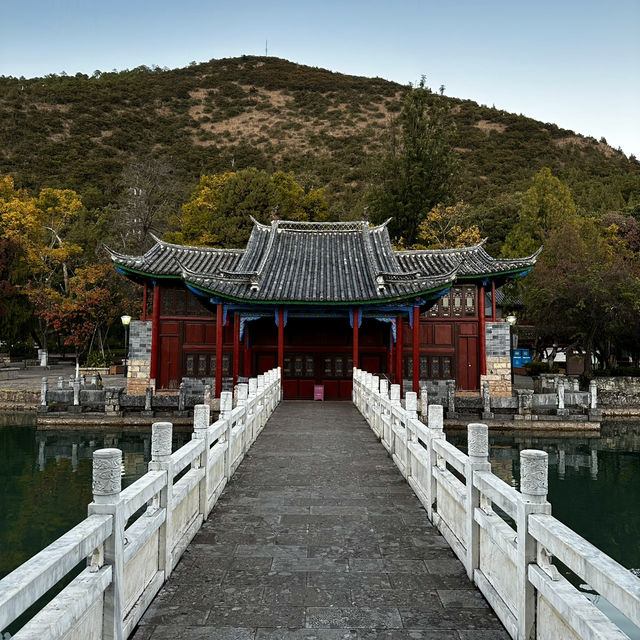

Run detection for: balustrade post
[[446, 380, 457, 418], [257, 375, 266, 427], [419, 388, 429, 423], [193, 405, 210, 518], [220, 391, 234, 478], [203, 384, 212, 409], [178, 381, 186, 413], [516, 449, 551, 640], [589, 379, 597, 409], [371, 375, 380, 434], [88, 448, 124, 640], [40, 377, 48, 408], [148, 422, 174, 578], [144, 386, 153, 414], [465, 423, 491, 580], [57, 375, 63, 389], [237, 383, 249, 454], [389, 384, 401, 455], [73, 377, 81, 406], [248, 378, 258, 443], [556, 378, 567, 416], [481, 382, 494, 420], [379, 379, 389, 441], [426, 404, 444, 519], [405, 391, 418, 480]]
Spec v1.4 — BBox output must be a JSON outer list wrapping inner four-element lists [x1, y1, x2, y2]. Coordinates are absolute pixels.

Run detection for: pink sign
[[314, 385, 324, 401]]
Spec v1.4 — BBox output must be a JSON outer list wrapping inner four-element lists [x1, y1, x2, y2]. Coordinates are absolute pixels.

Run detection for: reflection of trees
[[0, 454, 91, 577]]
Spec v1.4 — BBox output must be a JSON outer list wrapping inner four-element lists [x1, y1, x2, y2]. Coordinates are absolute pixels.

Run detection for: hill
[[1, 55, 639, 241]]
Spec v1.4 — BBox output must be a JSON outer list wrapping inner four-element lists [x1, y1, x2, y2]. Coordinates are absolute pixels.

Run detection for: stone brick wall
[[127, 320, 152, 394], [482, 321, 512, 397], [595, 377, 640, 408]]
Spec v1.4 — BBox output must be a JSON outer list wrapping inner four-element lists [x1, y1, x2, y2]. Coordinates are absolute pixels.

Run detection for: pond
[[0, 413, 639, 637]]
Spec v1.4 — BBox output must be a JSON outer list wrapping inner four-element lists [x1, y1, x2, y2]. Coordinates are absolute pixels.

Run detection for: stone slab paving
[[132, 401, 508, 640]]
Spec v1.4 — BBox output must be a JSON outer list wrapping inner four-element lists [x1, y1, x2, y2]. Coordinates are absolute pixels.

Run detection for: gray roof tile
[[106, 220, 539, 306]]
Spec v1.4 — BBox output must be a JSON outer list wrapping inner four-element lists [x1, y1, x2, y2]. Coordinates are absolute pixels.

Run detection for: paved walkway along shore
[[132, 401, 507, 640]]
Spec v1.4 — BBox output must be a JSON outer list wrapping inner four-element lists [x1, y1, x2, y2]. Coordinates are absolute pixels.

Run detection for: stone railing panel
[[353, 367, 640, 640], [0, 368, 282, 639]]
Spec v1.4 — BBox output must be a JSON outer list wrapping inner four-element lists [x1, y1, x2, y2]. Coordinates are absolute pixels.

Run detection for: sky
[[1, 0, 639, 157]]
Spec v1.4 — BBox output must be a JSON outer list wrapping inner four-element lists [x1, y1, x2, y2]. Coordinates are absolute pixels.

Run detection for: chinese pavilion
[[107, 219, 539, 399]]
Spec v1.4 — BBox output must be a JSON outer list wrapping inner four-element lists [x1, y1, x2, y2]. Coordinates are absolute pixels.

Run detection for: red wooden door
[[362, 355, 381, 374], [457, 336, 478, 390], [159, 336, 179, 389], [257, 353, 276, 375]]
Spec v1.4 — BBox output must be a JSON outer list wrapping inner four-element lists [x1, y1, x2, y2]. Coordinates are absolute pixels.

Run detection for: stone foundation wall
[[483, 321, 512, 397], [127, 320, 152, 394], [595, 376, 640, 409]]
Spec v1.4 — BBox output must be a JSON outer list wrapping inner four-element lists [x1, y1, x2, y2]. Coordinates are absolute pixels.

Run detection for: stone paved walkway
[[133, 401, 507, 640]]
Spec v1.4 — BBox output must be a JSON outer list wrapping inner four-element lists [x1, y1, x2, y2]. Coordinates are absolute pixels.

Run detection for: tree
[[414, 202, 482, 249], [369, 78, 459, 245], [167, 169, 329, 247], [0, 175, 84, 348], [523, 216, 640, 374], [503, 167, 577, 256], [113, 157, 185, 253]]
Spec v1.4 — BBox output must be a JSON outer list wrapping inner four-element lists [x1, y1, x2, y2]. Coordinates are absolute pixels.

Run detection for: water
[[0, 413, 191, 635], [1, 414, 639, 637], [449, 421, 640, 639]]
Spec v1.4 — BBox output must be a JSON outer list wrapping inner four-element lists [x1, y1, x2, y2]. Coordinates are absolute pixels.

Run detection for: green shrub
[[524, 360, 560, 375]]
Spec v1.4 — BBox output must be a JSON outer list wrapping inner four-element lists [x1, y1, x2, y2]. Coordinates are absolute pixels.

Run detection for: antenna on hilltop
[[265, 40, 268, 56]]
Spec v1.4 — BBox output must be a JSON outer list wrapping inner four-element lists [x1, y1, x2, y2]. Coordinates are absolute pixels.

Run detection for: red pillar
[[491, 280, 496, 321], [233, 311, 240, 388], [352, 309, 359, 369], [277, 308, 284, 373], [142, 283, 148, 321], [412, 306, 420, 394], [150, 284, 160, 385], [479, 285, 487, 377], [215, 304, 223, 397], [396, 316, 404, 395], [388, 326, 394, 378]]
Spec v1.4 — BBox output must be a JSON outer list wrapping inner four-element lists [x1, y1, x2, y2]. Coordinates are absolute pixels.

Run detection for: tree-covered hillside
[[1, 55, 638, 226]]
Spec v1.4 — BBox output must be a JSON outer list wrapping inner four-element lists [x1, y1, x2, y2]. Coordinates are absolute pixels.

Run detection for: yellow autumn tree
[[414, 202, 482, 249]]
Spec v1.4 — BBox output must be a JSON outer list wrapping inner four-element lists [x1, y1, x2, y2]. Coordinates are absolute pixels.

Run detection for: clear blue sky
[[2, 0, 639, 156]]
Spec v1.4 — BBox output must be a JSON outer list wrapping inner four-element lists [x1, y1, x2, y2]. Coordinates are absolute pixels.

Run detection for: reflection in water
[[0, 415, 190, 585], [449, 421, 640, 640]]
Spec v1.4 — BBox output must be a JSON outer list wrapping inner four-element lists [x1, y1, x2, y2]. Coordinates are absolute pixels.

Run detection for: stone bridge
[[1, 368, 639, 640]]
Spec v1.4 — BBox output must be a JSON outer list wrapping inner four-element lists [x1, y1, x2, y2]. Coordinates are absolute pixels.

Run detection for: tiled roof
[[106, 219, 539, 306]]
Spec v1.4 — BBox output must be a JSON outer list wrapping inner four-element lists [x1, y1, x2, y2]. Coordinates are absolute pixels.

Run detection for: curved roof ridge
[[148, 232, 245, 254], [396, 238, 488, 257], [255, 219, 280, 277]]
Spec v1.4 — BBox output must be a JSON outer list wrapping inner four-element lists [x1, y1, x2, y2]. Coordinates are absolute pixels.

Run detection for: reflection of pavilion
[[107, 219, 539, 398], [35, 432, 190, 480]]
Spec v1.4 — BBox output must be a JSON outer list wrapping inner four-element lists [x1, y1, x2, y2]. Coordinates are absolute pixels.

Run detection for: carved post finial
[[145, 386, 153, 412], [193, 404, 210, 438], [467, 423, 489, 461], [151, 422, 173, 461], [589, 380, 597, 409], [390, 384, 401, 404], [379, 379, 389, 398], [405, 391, 418, 413], [92, 448, 122, 500], [248, 378, 258, 396], [237, 383, 249, 405], [220, 390, 233, 416], [520, 449, 548, 500], [428, 404, 444, 431], [41, 377, 48, 406]]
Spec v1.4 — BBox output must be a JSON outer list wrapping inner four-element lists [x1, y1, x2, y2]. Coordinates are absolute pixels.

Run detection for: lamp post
[[121, 315, 131, 378], [506, 314, 517, 386]]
